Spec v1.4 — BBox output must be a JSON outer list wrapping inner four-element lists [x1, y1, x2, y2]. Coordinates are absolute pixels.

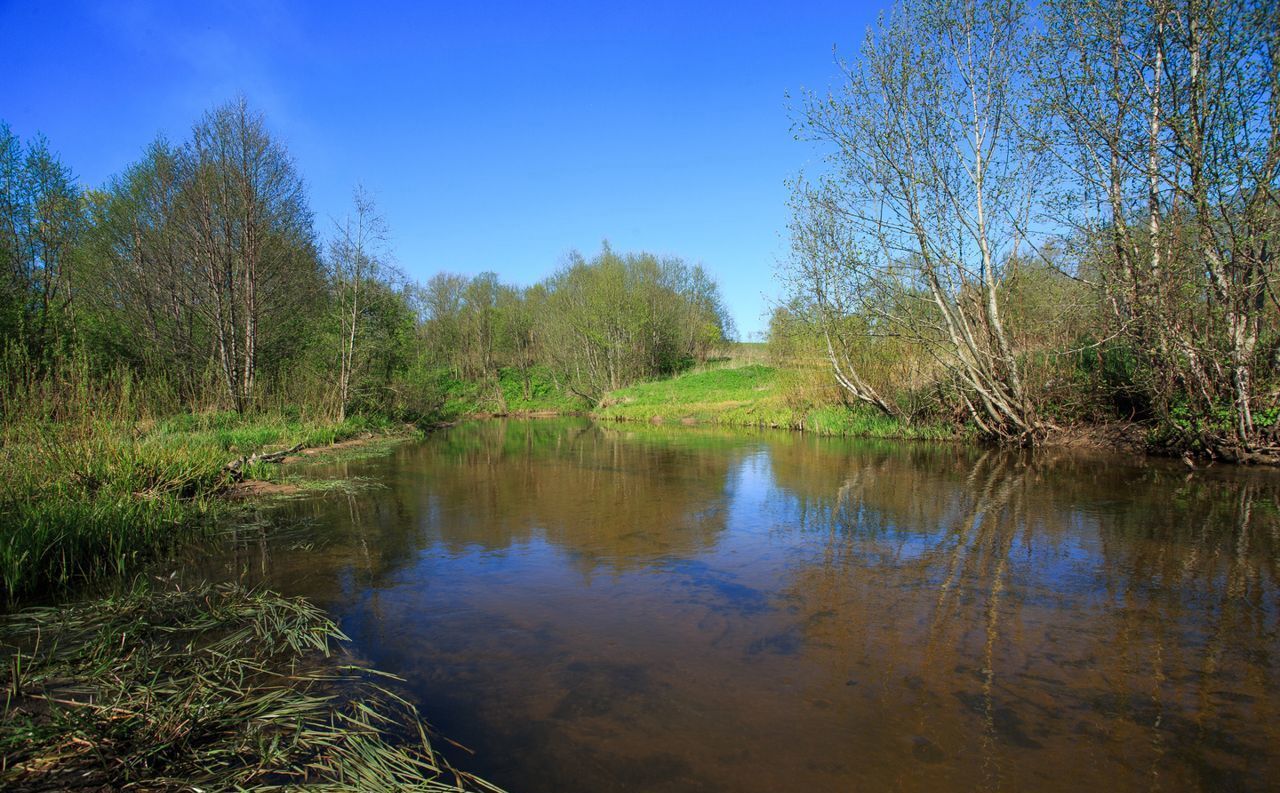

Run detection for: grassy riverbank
[[435, 366, 589, 419], [0, 410, 415, 600], [0, 410, 507, 790], [594, 364, 957, 441]]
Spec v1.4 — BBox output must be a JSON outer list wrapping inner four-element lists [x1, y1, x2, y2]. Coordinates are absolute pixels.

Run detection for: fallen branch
[[223, 442, 304, 480]]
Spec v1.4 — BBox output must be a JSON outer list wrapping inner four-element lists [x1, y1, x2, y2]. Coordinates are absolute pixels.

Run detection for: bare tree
[[1041, 0, 1279, 456], [789, 0, 1048, 442], [178, 97, 316, 413], [329, 186, 394, 421]]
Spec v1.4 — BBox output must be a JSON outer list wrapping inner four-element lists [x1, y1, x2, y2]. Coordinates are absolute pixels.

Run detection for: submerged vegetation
[[0, 582, 501, 792]]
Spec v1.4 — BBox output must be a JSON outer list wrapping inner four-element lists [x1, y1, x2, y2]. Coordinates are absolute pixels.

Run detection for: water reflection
[[190, 419, 1280, 792]]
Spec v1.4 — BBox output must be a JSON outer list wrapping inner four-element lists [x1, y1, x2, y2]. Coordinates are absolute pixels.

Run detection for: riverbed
[[186, 418, 1280, 792]]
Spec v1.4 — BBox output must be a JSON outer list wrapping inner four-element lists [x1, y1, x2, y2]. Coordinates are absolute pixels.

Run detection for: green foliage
[[3, 102, 739, 442], [429, 367, 589, 419], [782, 0, 1278, 454], [1146, 399, 1280, 454], [538, 245, 734, 397], [0, 123, 85, 372], [416, 245, 736, 404], [1072, 338, 1151, 419]]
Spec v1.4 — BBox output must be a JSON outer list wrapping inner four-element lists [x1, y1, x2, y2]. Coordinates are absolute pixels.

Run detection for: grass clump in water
[[0, 581, 502, 792]]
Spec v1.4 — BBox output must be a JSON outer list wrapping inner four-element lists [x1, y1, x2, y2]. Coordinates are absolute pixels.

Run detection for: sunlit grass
[[595, 365, 956, 441], [435, 366, 590, 419]]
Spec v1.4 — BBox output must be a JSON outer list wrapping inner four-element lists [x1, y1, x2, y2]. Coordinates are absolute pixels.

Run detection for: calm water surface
[[197, 418, 1280, 792]]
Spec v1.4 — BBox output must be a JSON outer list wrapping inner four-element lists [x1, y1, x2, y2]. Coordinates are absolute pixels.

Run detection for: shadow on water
[[180, 418, 1280, 792]]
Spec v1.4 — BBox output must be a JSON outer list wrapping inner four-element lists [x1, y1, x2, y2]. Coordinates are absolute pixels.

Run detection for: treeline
[[783, 0, 1278, 458], [0, 98, 733, 423], [417, 245, 734, 405]]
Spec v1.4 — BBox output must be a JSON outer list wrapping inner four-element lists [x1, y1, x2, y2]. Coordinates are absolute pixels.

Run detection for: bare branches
[[329, 186, 396, 421], [785, 0, 1277, 452], [1041, 0, 1279, 453], [787, 0, 1050, 441]]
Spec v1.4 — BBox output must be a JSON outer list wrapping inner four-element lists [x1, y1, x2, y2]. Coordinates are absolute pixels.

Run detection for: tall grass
[[431, 366, 590, 419], [0, 354, 408, 600], [0, 411, 402, 600], [0, 354, 490, 791]]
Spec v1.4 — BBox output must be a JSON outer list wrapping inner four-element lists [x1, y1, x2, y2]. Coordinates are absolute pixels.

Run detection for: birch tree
[[1042, 0, 1279, 456], [178, 97, 317, 413], [789, 0, 1047, 442], [329, 186, 393, 421]]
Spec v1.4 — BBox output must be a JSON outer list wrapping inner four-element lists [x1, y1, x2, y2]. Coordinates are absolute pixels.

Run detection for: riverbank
[[0, 411, 510, 791], [590, 364, 1280, 462], [0, 410, 418, 600], [594, 364, 957, 441], [437, 366, 590, 419]]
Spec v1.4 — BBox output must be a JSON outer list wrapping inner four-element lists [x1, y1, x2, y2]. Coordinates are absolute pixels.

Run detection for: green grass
[[594, 364, 956, 441], [0, 411, 413, 600], [436, 366, 589, 419]]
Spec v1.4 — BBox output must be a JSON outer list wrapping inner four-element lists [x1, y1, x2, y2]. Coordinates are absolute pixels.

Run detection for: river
[[189, 418, 1280, 792]]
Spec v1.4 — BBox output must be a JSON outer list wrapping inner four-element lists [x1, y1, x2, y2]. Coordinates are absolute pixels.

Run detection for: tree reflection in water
[[775, 439, 1279, 790], [182, 420, 1280, 793]]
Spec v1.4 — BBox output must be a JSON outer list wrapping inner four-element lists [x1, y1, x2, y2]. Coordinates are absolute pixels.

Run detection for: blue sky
[[1, 0, 879, 337]]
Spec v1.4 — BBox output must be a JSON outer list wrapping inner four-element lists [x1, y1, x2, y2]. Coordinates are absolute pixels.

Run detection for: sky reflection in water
[[196, 419, 1280, 792]]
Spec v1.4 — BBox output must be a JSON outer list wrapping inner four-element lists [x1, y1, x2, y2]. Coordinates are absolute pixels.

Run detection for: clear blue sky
[[1, 0, 878, 338]]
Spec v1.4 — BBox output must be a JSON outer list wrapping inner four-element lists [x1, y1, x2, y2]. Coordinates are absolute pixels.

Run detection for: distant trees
[[417, 272, 468, 377], [1, 101, 733, 424], [329, 187, 397, 421], [786, 0, 1278, 455], [497, 282, 541, 401], [416, 245, 735, 402], [540, 245, 734, 399], [457, 272, 505, 383]]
